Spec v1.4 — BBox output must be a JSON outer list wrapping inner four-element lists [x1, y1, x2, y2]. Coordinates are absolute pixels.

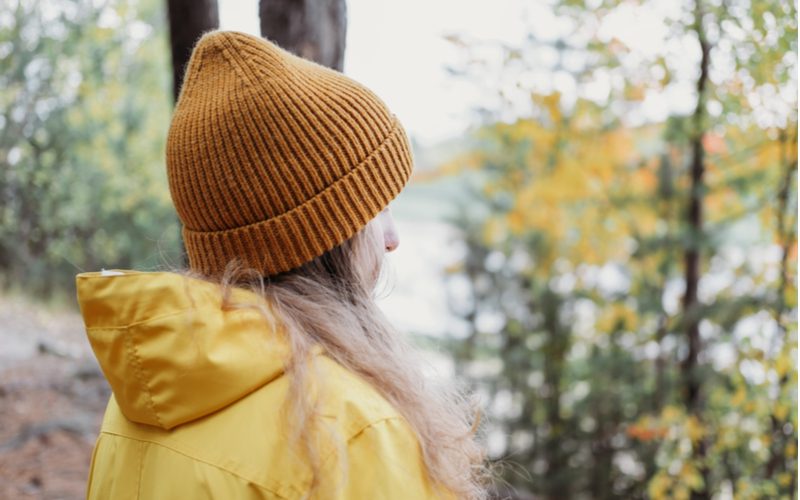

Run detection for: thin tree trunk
[[166, 0, 220, 102], [165, 0, 219, 263], [540, 288, 570, 500], [259, 0, 347, 71], [765, 126, 798, 483], [681, 1, 711, 498], [770, 126, 798, 333], [654, 151, 676, 414]]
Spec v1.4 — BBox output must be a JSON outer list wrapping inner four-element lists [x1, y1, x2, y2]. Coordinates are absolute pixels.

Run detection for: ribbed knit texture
[[166, 30, 414, 277]]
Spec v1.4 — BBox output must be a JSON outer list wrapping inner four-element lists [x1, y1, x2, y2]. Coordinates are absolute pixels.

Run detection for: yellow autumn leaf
[[662, 405, 682, 422], [506, 209, 527, 235], [679, 463, 704, 490], [673, 484, 691, 500], [732, 386, 746, 406], [685, 416, 705, 444], [482, 217, 507, 246], [774, 401, 789, 421], [647, 471, 671, 500], [775, 351, 792, 378], [443, 261, 465, 275]]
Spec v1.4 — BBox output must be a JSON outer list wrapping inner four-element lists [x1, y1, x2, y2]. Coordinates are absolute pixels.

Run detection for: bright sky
[[218, 0, 533, 146], [217, 0, 704, 146]]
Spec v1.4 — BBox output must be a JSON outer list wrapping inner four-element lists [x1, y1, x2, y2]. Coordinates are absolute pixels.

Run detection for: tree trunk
[[166, 0, 220, 102], [765, 126, 798, 484], [681, 1, 711, 498], [166, 0, 219, 262], [654, 151, 676, 414], [259, 0, 347, 71], [540, 288, 571, 500]]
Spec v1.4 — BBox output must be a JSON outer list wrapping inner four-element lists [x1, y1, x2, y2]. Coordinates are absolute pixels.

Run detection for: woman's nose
[[385, 232, 399, 253]]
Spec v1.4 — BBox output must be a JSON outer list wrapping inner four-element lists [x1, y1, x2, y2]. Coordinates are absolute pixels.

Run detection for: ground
[[0, 295, 109, 500]]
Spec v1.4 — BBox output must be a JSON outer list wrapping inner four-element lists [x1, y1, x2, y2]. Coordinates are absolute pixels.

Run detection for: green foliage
[[440, 0, 797, 498], [0, 0, 179, 299]]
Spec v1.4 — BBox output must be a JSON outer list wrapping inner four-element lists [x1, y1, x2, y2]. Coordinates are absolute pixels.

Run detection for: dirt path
[[0, 296, 109, 500]]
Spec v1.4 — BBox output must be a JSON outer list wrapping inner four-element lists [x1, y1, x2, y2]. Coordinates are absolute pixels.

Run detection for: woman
[[77, 30, 486, 499]]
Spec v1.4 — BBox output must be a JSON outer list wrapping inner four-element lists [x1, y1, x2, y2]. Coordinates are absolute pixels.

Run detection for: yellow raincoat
[[77, 271, 445, 499]]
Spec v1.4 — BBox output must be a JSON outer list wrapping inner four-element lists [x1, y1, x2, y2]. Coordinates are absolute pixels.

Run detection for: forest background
[[0, 0, 796, 499]]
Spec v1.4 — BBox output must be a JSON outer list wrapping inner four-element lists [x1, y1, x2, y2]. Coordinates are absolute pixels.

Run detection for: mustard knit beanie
[[166, 30, 413, 277]]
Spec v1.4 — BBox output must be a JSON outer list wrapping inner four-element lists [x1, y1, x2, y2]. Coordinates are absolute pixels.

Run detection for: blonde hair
[[207, 219, 487, 498]]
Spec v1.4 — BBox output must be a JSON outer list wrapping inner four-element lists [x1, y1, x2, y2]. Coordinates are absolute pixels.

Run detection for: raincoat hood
[[76, 270, 289, 430]]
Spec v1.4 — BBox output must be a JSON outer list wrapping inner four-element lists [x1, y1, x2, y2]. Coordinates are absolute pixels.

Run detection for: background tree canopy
[[0, 0, 179, 298], [0, 0, 796, 498], [429, 0, 797, 498]]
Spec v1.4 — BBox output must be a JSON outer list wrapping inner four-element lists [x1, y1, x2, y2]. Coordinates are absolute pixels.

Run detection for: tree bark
[[681, 1, 711, 498], [540, 288, 571, 500], [765, 126, 798, 483], [166, 0, 220, 102], [259, 0, 347, 71], [654, 151, 676, 414]]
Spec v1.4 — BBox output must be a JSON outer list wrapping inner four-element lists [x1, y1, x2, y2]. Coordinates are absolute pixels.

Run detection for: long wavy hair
[[210, 217, 487, 498]]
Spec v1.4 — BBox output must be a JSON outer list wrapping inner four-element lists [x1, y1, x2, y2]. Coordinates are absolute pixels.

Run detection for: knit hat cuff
[[182, 118, 413, 277]]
